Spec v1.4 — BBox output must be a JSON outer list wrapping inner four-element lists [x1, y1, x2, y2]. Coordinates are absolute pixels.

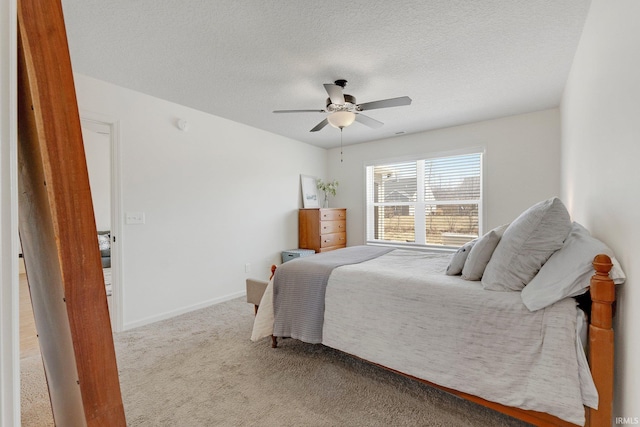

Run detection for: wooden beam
[[17, 0, 126, 424]]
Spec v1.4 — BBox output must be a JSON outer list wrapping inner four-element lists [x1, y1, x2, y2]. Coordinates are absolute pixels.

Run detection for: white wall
[[74, 74, 326, 329], [328, 109, 561, 246], [561, 0, 640, 420], [82, 127, 111, 231]]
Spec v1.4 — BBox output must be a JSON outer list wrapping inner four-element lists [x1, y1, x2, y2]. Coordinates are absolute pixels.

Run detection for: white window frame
[[364, 148, 484, 251]]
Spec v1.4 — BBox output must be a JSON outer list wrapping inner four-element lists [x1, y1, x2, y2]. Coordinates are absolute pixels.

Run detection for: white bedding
[[252, 249, 596, 425]]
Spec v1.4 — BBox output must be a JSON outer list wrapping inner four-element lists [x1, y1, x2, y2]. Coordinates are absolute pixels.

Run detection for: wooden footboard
[[269, 255, 616, 426]]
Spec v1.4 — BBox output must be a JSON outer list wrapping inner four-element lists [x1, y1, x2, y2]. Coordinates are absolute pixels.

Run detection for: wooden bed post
[[270, 264, 278, 348], [588, 254, 615, 427]]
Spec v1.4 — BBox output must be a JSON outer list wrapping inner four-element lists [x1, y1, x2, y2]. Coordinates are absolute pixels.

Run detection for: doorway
[[18, 115, 123, 424], [80, 114, 123, 332], [18, 114, 123, 343]]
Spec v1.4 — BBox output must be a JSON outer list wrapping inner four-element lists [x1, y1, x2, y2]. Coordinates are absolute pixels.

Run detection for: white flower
[[316, 179, 339, 197]]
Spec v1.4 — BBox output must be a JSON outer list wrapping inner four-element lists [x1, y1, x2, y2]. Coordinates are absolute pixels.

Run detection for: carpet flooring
[[22, 297, 531, 426]]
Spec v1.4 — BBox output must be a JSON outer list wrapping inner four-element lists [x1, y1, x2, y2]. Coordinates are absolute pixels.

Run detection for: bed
[[251, 198, 624, 426]]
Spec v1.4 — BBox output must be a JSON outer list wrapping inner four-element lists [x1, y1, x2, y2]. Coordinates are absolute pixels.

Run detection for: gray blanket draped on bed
[[272, 245, 392, 343]]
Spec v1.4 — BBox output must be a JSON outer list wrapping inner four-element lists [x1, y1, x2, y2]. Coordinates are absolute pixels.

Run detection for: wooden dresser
[[299, 208, 346, 253]]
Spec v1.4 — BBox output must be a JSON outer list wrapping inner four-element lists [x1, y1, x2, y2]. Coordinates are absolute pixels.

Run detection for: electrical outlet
[[245, 263, 251, 273]]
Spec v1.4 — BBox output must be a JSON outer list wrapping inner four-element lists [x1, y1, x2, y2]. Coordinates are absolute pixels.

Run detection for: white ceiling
[[61, 0, 590, 149]]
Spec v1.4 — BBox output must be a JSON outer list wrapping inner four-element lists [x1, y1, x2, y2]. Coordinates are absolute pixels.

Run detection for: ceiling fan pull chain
[[340, 128, 343, 163]]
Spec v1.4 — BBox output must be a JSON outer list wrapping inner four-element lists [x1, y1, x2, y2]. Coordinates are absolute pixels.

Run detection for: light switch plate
[[125, 212, 145, 225]]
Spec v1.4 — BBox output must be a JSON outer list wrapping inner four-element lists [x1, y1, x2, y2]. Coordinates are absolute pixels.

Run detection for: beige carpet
[[21, 356, 53, 426], [22, 297, 530, 426]]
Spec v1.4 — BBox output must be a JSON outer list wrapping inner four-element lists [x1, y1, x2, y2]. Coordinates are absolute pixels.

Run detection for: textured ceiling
[[61, 0, 590, 149]]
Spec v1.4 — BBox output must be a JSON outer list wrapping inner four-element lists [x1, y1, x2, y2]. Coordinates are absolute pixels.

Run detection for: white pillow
[[522, 222, 626, 311], [98, 233, 110, 251], [482, 197, 571, 291], [446, 239, 476, 276], [461, 224, 508, 281]]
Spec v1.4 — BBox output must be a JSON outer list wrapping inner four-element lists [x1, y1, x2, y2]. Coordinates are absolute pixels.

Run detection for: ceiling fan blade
[[323, 84, 345, 105], [355, 113, 384, 129], [273, 109, 325, 113], [357, 96, 412, 111], [310, 118, 329, 132]]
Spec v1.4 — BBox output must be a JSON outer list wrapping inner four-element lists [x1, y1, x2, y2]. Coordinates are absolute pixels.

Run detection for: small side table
[[281, 248, 315, 263]]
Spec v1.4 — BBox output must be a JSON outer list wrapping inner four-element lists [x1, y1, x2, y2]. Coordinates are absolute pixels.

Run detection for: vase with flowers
[[316, 179, 339, 208]]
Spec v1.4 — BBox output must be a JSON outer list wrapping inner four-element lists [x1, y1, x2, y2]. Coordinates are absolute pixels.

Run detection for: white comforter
[[253, 250, 596, 425]]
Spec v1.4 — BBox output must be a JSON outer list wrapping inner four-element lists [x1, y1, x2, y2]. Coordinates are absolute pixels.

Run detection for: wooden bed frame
[[268, 254, 615, 427]]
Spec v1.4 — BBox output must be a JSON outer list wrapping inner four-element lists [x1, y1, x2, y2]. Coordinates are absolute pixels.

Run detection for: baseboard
[[123, 290, 246, 331]]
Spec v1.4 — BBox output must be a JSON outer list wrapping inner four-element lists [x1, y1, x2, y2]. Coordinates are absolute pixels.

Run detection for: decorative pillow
[[446, 239, 476, 276], [98, 233, 110, 257], [461, 224, 508, 281], [521, 222, 626, 311], [482, 197, 571, 291]]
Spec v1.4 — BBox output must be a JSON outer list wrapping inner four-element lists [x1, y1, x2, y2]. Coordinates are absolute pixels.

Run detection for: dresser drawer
[[320, 209, 346, 221], [320, 220, 346, 234], [299, 208, 347, 253], [320, 232, 346, 248]]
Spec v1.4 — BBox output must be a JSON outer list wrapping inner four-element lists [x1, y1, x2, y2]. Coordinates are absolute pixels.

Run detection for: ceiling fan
[[273, 79, 412, 132]]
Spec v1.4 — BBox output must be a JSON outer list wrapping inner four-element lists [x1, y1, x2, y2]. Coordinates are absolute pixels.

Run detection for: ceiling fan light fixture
[[274, 80, 411, 133], [327, 111, 356, 129]]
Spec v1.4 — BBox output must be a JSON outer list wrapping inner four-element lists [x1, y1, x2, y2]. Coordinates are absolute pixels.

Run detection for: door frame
[[1, 0, 19, 423], [80, 111, 123, 332]]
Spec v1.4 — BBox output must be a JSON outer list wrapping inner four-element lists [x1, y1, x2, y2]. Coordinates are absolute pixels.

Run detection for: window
[[365, 151, 482, 249]]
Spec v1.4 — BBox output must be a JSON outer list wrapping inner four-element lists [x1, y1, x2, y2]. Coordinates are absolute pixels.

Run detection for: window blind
[[366, 152, 482, 248]]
